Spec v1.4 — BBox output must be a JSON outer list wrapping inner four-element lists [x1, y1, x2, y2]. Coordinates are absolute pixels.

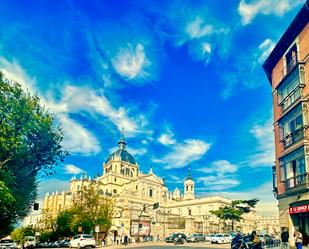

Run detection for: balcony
[[278, 62, 305, 112], [281, 127, 306, 149], [285, 173, 309, 193]]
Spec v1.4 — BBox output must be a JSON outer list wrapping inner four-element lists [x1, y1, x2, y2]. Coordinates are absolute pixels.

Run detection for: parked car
[[165, 233, 187, 243], [24, 236, 36, 249], [69, 234, 95, 248], [60, 240, 71, 248], [186, 234, 206, 243], [211, 234, 231, 244], [0, 239, 18, 249], [205, 234, 216, 242]]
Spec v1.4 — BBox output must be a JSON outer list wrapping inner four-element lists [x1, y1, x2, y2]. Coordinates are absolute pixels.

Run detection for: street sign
[[95, 225, 100, 233], [78, 226, 82, 232]]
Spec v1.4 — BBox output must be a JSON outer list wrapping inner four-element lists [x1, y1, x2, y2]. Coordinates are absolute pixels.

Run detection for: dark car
[[165, 233, 187, 243], [187, 233, 206, 243]]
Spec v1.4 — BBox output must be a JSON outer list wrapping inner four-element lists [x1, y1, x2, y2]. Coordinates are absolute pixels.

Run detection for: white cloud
[[128, 147, 147, 156], [248, 118, 275, 167], [58, 114, 101, 155], [158, 129, 176, 146], [111, 43, 150, 80], [0, 57, 36, 94], [258, 39, 275, 64], [238, 0, 304, 25], [166, 175, 183, 184], [56, 85, 151, 138], [185, 17, 214, 39], [197, 160, 240, 191], [198, 176, 240, 191], [0, 57, 102, 156], [199, 160, 238, 174], [64, 164, 85, 175], [156, 139, 211, 169]]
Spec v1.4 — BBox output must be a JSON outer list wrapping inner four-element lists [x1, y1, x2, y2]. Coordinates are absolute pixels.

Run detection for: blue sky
[[0, 0, 306, 215]]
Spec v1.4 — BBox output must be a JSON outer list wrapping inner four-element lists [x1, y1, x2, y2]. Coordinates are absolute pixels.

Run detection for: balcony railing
[[281, 127, 306, 149], [285, 173, 309, 189], [278, 63, 305, 112]]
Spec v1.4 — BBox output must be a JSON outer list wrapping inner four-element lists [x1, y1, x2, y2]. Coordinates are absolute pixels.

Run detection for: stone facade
[[44, 136, 274, 239]]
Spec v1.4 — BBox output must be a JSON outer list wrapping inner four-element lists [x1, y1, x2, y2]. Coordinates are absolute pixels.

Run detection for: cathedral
[[44, 135, 275, 239]]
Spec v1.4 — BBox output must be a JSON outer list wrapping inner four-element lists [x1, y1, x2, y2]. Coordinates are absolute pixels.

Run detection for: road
[[37, 242, 231, 249]]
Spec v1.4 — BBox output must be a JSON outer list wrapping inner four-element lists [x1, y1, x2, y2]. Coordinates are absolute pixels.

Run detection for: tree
[[0, 72, 68, 235], [210, 198, 259, 231], [55, 210, 75, 237], [70, 184, 114, 233], [10, 227, 35, 246]]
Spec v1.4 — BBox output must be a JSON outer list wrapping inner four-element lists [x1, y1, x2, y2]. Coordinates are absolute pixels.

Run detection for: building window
[[114, 177, 117, 182], [186, 186, 188, 191], [113, 189, 117, 194], [191, 186, 193, 191], [149, 189, 153, 197], [279, 104, 304, 148], [285, 44, 298, 74], [279, 146, 306, 189]]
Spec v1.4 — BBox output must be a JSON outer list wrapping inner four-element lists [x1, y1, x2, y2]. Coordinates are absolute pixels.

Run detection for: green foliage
[[42, 185, 114, 238], [210, 198, 259, 231], [39, 231, 57, 243], [0, 72, 68, 236], [10, 227, 35, 245], [71, 184, 114, 232], [56, 210, 75, 237]]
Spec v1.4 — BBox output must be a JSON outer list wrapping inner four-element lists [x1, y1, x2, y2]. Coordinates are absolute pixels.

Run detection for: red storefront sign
[[289, 204, 309, 214]]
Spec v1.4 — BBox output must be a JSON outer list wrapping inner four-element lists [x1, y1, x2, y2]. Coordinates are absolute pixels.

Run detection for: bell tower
[[184, 167, 195, 201]]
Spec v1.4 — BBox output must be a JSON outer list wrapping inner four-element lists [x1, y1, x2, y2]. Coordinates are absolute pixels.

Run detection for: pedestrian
[[251, 230, 262, 249], [294, 230, 303, 249], [124, 235, 128, 246], [116, 236, 119, 245], [281, 228, 289, 249]]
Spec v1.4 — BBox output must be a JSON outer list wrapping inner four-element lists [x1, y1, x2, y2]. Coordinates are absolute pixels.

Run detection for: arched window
[[186, 186, 188, 191]]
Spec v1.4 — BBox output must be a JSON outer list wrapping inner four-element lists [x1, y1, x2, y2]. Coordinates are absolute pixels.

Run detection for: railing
[[285, 173, 309, 189], [278, 62, 305, 112], [282, 127, 305, 148]]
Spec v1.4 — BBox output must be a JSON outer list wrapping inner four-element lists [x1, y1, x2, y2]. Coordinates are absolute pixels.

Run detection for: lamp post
[[137, 203, 159, 243]]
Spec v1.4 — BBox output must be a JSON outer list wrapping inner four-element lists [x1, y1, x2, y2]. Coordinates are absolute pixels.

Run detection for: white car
[[69, 234, 96, 248], [0, 239, 17, 249], [24, 236, 36, 248], [211, 234, 230, 244], [205, 234, 216, 242]]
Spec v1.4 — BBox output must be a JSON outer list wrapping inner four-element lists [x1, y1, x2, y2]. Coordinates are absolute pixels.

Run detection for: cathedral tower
[[184, 167, 195, 201]]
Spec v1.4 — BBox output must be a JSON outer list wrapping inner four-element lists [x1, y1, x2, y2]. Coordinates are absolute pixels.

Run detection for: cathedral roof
[[105, 133, 137, 165]]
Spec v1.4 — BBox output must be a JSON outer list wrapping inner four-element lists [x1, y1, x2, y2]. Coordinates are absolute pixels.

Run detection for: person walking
[[281, 228, 289, 249], [294, 230, 303, 249], [124, 235, 128, 246]]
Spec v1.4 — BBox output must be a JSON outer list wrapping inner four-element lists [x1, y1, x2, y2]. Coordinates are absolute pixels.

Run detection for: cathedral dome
[[105, 136, 137, 165]]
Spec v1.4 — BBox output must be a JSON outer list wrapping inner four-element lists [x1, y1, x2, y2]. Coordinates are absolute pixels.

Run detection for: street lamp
[[137, 203, 159, 243]]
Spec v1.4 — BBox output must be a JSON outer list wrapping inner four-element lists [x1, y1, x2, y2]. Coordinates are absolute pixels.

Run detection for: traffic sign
[[95, 225, 100, 233]]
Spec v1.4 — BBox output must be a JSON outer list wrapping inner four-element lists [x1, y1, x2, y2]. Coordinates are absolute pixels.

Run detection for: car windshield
[[0, 240, 14, 243]]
